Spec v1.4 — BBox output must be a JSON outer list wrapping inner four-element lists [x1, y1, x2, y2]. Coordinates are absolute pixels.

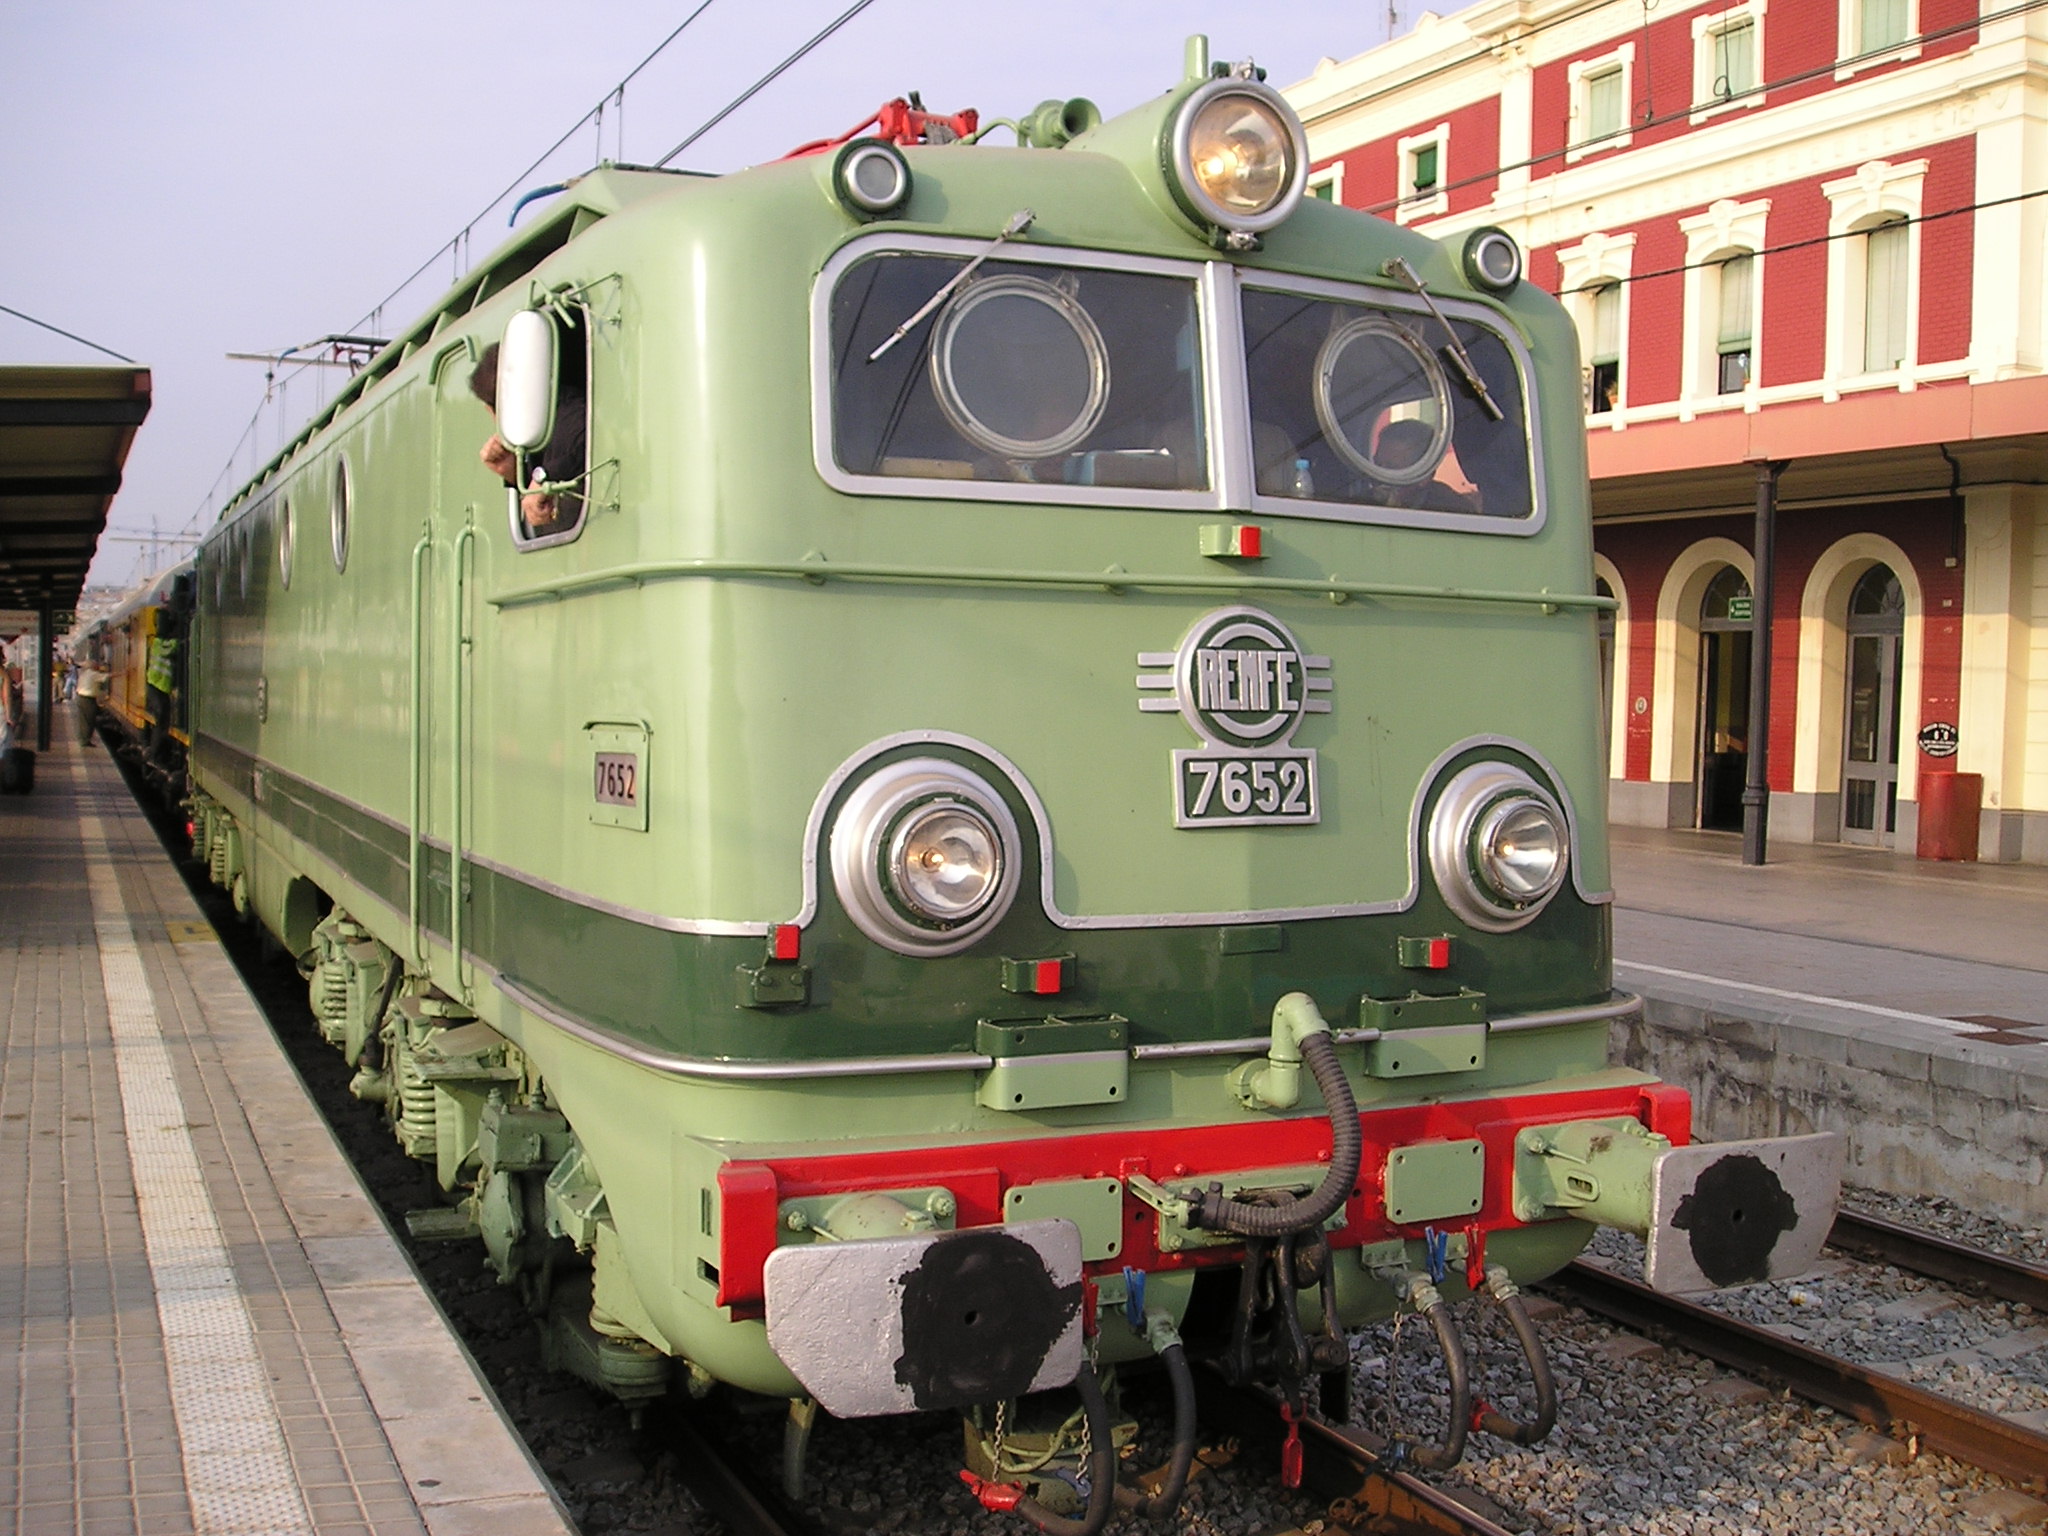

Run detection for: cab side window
[[474, 308, 591, 546], [518, 309, 588, 542]]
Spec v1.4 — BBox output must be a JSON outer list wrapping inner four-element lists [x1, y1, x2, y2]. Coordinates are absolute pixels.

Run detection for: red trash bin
[[1916, 771, 1982, 861]]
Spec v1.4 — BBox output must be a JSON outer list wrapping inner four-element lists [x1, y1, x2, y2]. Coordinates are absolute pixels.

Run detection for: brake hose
[[1114, 1331, 1197, 1521], [1476, 1266, 1557, 1445], [1188, 1029, 1361, 1238]]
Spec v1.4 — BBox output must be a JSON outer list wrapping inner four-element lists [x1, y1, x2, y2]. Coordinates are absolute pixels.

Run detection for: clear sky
[[2, 1, 1421, 591]]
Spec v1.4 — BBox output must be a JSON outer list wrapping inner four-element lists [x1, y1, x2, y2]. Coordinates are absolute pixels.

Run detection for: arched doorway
[[1840, 564, 1905, 846], [1696, 564, 1752, 830]]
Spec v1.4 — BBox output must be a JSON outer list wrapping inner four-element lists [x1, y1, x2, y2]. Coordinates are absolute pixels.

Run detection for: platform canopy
[[0, 365, 151, 638]]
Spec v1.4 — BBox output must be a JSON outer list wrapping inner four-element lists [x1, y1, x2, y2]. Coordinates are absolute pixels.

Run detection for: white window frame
[[1691, 0, 1768, 124], [1567, 43, 1634, 163], [1395, 123, 1449, 223], [1678, 198, 1770, 409], [1837, 0, 1919, 79], [1558, 231, 1636, 419], [1822, 159, 1926, 391], [1307, 161, 1345, 206]]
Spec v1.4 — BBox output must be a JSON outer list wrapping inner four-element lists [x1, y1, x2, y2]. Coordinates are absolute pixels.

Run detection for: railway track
[[1550, 1214, 2048, 1488], [1828, 1207, 2048, 1312], [1191, 1373, 1517, 1536]]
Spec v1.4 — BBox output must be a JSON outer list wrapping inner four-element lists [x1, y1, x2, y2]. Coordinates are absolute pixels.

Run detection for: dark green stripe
[[191, 735, 1611, 1066]]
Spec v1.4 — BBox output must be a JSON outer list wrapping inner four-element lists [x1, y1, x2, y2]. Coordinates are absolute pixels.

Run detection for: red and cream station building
[[1286, 0, 2048, 862]]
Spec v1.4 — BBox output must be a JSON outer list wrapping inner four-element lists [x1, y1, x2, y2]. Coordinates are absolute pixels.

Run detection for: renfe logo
[[1137, 607, 1333, 827]]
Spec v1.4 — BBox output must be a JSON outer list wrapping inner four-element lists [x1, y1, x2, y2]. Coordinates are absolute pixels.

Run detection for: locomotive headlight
[[1169, 78, 1308, 236], [831, 758, 1022, 956], [890, 802, 1002, 923], [1473, 797, 1565, 904], [1427, 762, 1571, 932]]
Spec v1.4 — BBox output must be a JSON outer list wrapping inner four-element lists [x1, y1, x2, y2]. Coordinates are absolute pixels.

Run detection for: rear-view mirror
[[497, 310, 557, 452]]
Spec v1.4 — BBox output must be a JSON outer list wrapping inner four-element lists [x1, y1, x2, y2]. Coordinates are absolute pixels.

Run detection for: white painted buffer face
[[764, 1218, 1085, 1418], [1646, 1131, 1844, 1294]]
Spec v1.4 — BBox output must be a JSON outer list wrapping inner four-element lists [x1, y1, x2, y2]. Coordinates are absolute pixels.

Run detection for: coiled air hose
[[1476, 1266, 1558, 1445], [1188, 1026, 1361, 1238], [1010, 1363, 1116, 1536]]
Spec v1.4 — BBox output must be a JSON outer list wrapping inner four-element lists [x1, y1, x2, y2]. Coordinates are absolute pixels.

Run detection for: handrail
[[450, 522, 476, 1004], [488, 556, 1616, 614], [407, 527, 430, 964]]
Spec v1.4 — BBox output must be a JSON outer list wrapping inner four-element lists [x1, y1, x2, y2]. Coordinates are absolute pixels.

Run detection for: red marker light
[[1428, 937, 1451, 969], [771, 924, 801, 962], [1237, 524, 1263, 558], [1033, 958, 1064, 994]]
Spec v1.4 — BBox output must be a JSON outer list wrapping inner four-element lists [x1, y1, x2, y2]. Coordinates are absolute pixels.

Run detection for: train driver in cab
[[468, 315, 587, 538]]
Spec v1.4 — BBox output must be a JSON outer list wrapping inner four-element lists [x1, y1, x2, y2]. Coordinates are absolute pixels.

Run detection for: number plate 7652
[[1172, 750, 1319, 828]]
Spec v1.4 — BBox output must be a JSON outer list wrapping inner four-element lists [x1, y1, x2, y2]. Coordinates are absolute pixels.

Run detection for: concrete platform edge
[[1613, 961, 2048, 1226], [142, 830, 579, 1532]]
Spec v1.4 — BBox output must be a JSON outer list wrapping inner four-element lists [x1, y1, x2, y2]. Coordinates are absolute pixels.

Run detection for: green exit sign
[[1726, 596, 1753, 623]]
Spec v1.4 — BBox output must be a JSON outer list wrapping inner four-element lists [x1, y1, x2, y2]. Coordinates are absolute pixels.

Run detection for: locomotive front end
[[486, 41, 1846, 1502]]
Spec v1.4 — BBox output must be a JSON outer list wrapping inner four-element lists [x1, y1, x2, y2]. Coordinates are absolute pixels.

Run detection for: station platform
[[1607, 826, 2048, 1224], [1, 736, 572, 1536]]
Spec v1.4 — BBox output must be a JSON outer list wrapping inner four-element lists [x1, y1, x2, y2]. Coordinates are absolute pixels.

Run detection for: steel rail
[[1553, 1260, 2048, 1487], [664, 1406, 822, 1536], [1190, 1371, 1519, 1536], [1828, 1210, 2048, 1314]]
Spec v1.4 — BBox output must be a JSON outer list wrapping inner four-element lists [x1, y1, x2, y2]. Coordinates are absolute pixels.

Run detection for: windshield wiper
[[1381, 256, 1505, 422], [867, 209, 1036, 363]]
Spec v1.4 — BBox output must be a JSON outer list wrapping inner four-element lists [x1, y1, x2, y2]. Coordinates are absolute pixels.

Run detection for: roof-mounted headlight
[[1168, 77, 1308, 241], [1461, 226, 1523, 293], [832, 138, 912, 219], [830, 758, 1022, 956], [1427, 762, 1570, 932]]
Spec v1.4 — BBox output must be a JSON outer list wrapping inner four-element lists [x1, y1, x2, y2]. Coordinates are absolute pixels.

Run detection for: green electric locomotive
[[183, 38, 1839, 1524]]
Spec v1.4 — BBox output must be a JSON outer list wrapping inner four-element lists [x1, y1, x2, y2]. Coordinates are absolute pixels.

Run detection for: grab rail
[[407, 527, 430, 964], [450, 522, 475, 1003], [488, 557, 1616, 614]]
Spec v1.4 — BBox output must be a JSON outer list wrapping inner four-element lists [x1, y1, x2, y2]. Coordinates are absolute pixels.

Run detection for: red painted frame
[[716, 1081, 1690, 1316]]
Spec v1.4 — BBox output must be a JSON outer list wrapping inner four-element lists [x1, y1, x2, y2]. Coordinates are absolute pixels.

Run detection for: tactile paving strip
[[73, 757, 315, 1536]]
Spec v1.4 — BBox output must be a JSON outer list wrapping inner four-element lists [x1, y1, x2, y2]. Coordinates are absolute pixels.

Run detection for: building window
[[1858, 0, 1908, 51], [1823, 159, 1923, 384], [1568, 44, 1634, 159], [1839, 0, 1918, 75], [1308, 162, 1343, 204], [1693, 1, 1767, 119], [1395, 123, 1449, 222], [1588, 284, 1623, 413], [1584, 67, 1624, 141], [1862, 218, 1909, 373], [1716, 254, 1754, 393]]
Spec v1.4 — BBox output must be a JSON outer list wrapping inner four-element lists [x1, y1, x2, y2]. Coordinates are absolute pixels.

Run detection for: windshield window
[[1241, 287, 1533, 521], [830, 254, 1208, 492]]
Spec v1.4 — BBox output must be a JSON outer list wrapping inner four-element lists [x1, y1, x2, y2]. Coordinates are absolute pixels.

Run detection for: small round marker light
[[1462, 226, 1523, 292], [833, 138, 912, 218]]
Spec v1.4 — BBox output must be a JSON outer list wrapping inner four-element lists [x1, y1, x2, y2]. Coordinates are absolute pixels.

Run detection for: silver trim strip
[[495, 976, 996, 1080], [495, 981, 1640, 1082], [196, 733, 772, 938]]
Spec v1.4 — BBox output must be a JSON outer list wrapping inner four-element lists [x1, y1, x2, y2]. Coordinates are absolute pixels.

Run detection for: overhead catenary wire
[[0, 301, 136, 364], [340, 0, 723, 344], [654, 0, 884, 167], [1553, 180, 2048, 298], [1351, 0, 2048, 219]]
